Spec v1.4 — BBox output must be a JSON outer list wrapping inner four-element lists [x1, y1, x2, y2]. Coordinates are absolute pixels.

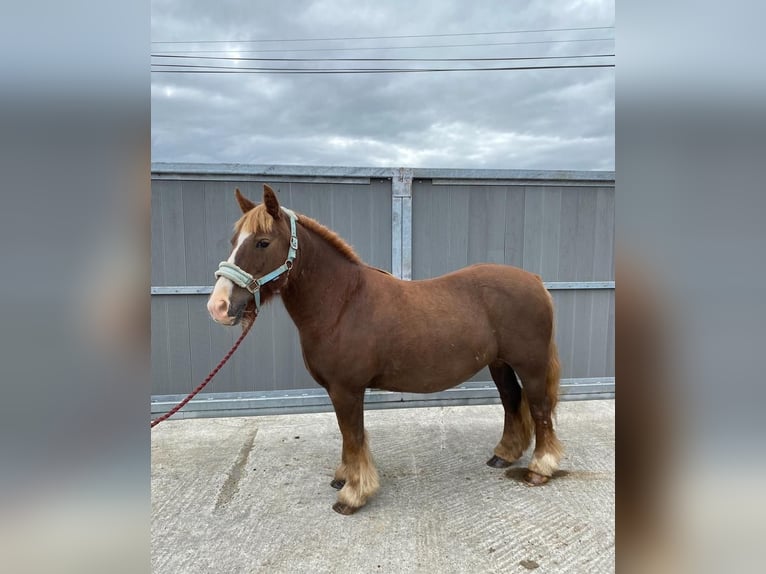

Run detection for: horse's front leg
[[328, 385, 379, 515]]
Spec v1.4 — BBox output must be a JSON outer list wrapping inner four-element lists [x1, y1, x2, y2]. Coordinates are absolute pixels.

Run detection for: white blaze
[[207, 231, 251, 322]]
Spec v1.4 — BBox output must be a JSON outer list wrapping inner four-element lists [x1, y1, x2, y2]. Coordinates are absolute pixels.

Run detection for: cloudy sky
[[151, 0, 614, 170]]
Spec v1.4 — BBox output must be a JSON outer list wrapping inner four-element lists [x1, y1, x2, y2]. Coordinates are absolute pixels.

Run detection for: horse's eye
[[255, 239, 270, 248]]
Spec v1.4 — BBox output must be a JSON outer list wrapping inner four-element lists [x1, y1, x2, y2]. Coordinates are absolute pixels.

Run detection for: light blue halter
[[215, 207, 299, 315]]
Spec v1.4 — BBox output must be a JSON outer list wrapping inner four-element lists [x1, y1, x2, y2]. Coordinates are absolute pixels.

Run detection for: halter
[[215, 207, 299, 315]]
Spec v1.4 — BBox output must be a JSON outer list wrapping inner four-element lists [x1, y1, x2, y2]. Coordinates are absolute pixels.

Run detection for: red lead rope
[[151, 320, 254, 428]]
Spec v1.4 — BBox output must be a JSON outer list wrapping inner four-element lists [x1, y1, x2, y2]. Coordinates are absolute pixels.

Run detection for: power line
[[151, 53, 614, 63], [151, 63, 615, 75], [152, 25, 614, 45], [155, 37, 614, 55], [153, 62, 611, 72]]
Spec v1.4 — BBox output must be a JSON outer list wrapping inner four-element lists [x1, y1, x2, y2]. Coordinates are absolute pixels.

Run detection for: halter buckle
[[246, 278, 260, 293], [290, 236, 298, 250]]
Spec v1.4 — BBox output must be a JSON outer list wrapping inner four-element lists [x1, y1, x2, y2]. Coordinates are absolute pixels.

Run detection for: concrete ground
[[152, 400, 614, 574]]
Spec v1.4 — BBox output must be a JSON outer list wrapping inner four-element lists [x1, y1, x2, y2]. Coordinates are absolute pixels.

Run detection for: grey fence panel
[[151, 164, 614, 416], [504, 186, 526, 268], [594, 187, 616, 280], [151, 174, 392, 395], [412, 181, 614, 280], [539, 187, 562, 279], [411, 179, 614, 383], [606, 289, 615, 376], [150, 297, 168, 394]]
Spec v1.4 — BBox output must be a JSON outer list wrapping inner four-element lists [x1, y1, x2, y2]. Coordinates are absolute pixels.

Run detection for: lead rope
[[150, 319, 254, 428]]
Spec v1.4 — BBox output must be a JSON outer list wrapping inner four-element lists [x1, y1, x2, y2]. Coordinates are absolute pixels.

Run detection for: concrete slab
[[152, 400, 614, 573]]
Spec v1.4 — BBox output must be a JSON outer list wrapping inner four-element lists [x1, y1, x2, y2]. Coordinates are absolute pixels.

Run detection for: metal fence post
[[391, 167, 413, 280]]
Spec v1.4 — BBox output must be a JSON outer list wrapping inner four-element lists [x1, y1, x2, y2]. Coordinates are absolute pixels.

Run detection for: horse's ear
[[234, 188, 256, 214], [263, 184, 281, 220]]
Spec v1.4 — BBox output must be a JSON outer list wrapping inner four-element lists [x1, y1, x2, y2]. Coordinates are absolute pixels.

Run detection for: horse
[[206, 184, 563, 515]]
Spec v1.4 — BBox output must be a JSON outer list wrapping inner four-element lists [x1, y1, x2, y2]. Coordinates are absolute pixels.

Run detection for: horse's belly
[[375, 345, 492, 394]]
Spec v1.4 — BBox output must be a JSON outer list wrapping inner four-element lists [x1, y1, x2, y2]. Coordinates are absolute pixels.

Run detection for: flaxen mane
[[235, 204, 275, 235], [235, 204, 362, 264]]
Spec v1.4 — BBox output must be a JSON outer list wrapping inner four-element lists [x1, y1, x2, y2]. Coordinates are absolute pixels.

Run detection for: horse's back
[[403, 263, 550, 310], [427, 262, 543, 290], [365, 262, 550, 320]]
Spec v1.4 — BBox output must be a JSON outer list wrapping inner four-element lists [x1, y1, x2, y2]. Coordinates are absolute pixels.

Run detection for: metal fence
[[151, 164, 614, 419]]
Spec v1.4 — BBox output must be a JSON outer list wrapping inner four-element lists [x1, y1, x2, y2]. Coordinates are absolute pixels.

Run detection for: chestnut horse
[[207, 185, 563, 515]]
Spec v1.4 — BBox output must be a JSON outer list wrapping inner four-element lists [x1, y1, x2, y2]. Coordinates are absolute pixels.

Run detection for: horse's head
[[207, 185, 297, 325]]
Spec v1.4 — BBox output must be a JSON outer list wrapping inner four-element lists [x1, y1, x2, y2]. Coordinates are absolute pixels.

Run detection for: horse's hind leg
[[327, 385, 380, 515], [487, 362, 533, 468], [516, 345, 564, 485]]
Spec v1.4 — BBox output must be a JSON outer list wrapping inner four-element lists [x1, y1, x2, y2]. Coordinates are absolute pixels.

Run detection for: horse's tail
[[546, 337, 561, 415], [518, 331, 560, 438], [544, 288, 561, 414], [540, 293, 564, 465], [511, 284, 561, 459]]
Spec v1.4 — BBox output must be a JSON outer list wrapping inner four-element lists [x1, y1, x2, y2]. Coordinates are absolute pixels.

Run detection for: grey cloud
[[152, 0, 614, 169]]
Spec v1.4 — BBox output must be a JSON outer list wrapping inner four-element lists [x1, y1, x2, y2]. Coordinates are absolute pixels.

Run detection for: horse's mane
[[235, 204, 275, 235], [298, 215, 363, 264], [235, 204, 362, 265]]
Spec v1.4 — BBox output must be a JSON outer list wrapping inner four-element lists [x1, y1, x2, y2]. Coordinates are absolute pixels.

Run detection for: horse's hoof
[[330, 479, 346, 490], [486, 455, 512, 468], [332, 502, 359, 515], [524, 470, 550, 486]]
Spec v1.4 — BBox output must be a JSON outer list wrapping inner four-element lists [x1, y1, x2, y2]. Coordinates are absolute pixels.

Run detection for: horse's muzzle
[[207, 297, 245, 325]]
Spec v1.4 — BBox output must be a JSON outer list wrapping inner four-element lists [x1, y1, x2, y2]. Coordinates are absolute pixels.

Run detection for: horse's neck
[[280, 225, 361, 331]]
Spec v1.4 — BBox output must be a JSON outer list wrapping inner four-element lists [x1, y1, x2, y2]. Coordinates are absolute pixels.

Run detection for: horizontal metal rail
[[152, 173, 372, 185], [151, 281, 614, 295], [429, 178, 613, 188], [152, 286, 214, 295], [544, 281, 614, 290], [152, 163, 614, 185], [150, 378, 615, 420]]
